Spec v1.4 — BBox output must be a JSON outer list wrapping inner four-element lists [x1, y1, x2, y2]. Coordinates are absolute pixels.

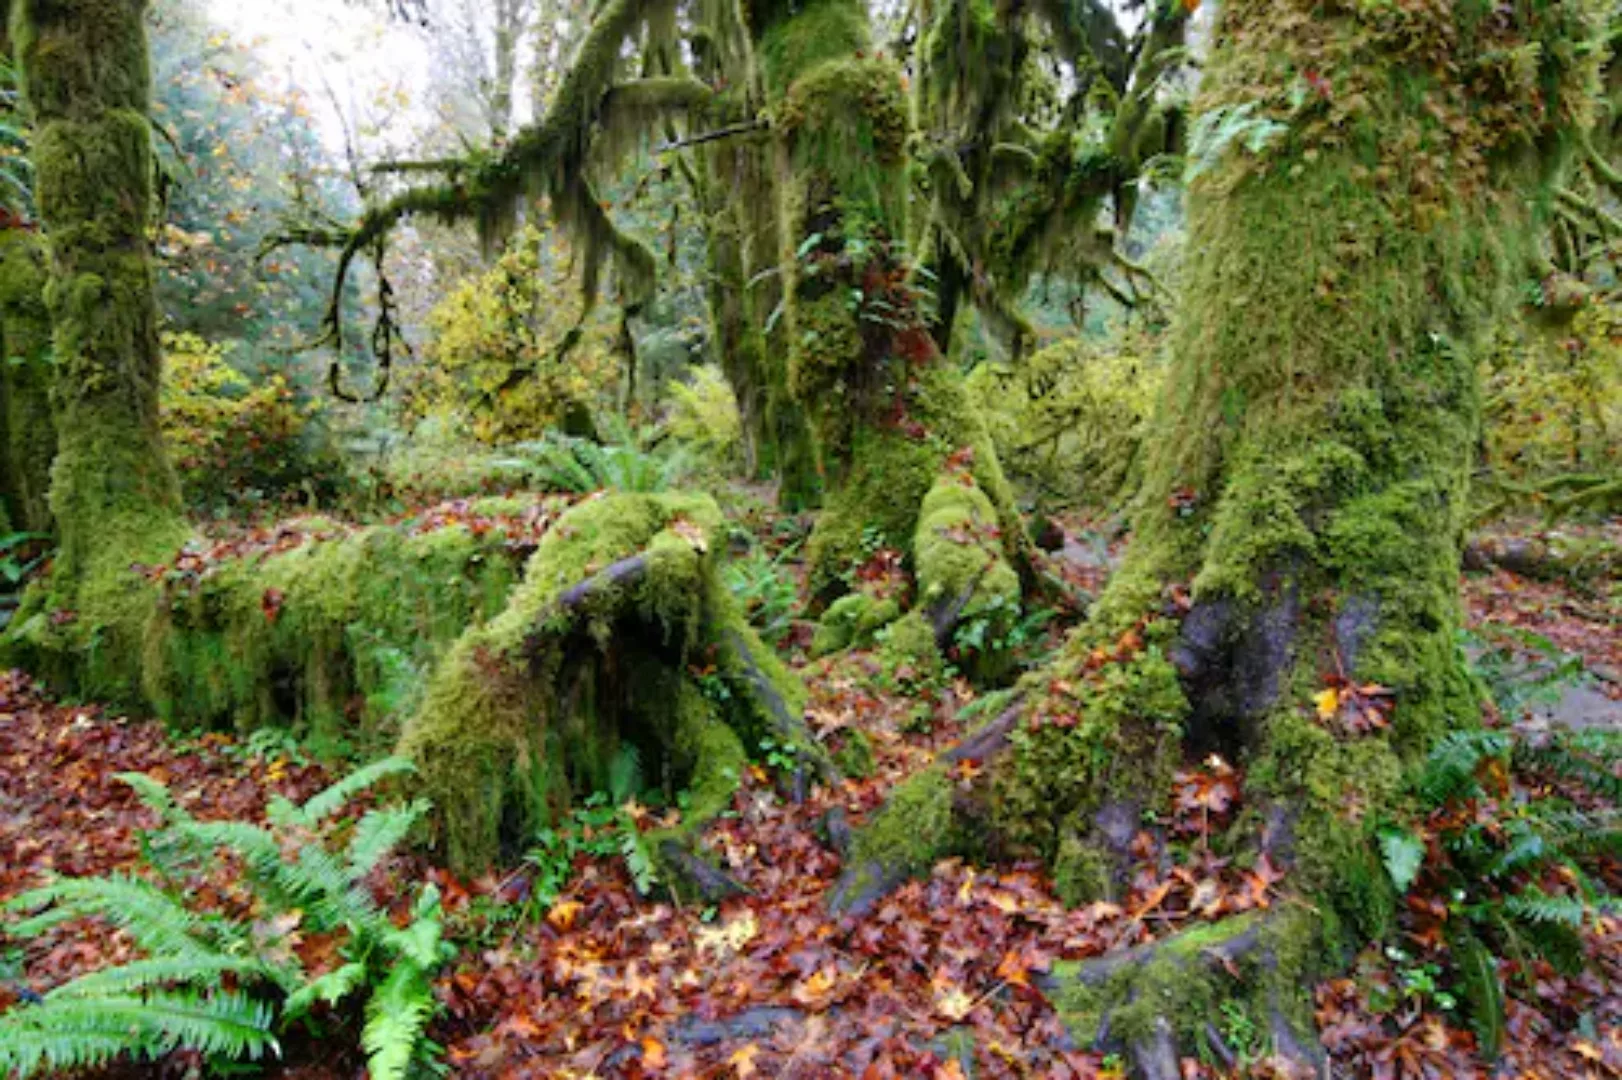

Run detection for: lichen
[[0, 228, 56, 533]]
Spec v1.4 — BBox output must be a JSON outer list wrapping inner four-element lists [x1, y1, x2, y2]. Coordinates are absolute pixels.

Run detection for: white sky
[[204, 0, 435, 152]]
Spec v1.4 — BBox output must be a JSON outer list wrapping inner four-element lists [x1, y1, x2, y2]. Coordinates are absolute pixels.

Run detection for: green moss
[[1052, 829, 1112, 907], [914, 471, 1021, 681], [832, 727, 874, 778], [757, 0, 870, 94], [1049, 909, 1324, 1057], [140, 521, 523, 755], [0, 229, 56, 533], [806, 363, 1022, 600], [992, 638, 1187, 858], [876, 610, 942, 687], [811, 591, 901, 657], [848, 763, 955, 874], [398, 492, 819, 873]]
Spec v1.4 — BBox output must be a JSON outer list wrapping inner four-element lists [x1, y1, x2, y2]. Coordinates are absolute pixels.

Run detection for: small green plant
[[1216, 998, 1264, 1061], [1380, 726, 1620, 1060], [0, 758, 451, 1080], [757, 735, 797, 775], [723, 546, 800, 647], [505, 793, 661, 926]]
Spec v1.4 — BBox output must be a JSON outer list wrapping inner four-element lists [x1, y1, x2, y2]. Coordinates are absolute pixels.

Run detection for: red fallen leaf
[[261, 587, 285, 623]]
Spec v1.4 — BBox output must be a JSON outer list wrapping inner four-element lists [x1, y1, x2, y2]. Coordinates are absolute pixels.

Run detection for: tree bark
[[4, 0, 187, 697]]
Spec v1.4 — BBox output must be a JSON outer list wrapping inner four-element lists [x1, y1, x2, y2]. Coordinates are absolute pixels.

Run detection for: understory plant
[[1380, 725, 1620, 1059], [0, 758, 451, 1079]]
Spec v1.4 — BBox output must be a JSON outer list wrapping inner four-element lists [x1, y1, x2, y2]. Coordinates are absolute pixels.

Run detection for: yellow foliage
[[403, 224, 621, 444], [160, 332, 323, 509], [1481, 306, 1621, 481], [665, 365, 742, 468], [966, 329, 1164, 509]]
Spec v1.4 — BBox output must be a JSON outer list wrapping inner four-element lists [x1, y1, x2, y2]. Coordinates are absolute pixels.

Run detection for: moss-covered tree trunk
[[834, 0, 1597, 1071], [5, 0, 187, 695], [749, 0, 1029, 667], [0, 194, 55, 538]]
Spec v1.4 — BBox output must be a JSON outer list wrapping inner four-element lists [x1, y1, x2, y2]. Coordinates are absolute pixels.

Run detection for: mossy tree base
[[824, 0, 1594, 1073]]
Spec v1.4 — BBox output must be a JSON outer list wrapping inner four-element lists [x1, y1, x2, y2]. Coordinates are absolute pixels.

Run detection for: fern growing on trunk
[[0, 758, 451, 1079]]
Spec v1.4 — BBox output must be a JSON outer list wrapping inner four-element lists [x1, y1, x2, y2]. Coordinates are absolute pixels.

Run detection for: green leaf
[[1379, 826, 1426, 893], [1450, 927, 1504, 1061]]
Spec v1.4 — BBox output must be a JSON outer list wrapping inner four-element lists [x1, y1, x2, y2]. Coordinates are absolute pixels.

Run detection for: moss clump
[[756, 0, 870, 94], [1048, 909, 1323, 1060], [914, 470, 1021, 681], [838, 763, 956, 901], [805, 363, 1023, 600], [140, 521, 524, 756], [811, 591, 901, 657], [992, 628, 1187, 859], [876, 610, 943, 688]]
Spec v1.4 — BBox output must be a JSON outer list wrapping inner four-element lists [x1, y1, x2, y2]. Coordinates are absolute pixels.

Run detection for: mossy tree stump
[[830, 0, 1601, 1072], [399, 492, 835, 882]]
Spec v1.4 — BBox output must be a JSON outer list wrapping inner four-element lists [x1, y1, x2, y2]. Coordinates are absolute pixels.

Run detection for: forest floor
[[0, 502, 1618, 1079]]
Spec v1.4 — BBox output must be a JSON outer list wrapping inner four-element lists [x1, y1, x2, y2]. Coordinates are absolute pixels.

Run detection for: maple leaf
[[1314, 687, 1342, 720], [640, 1035, 667, 1069]]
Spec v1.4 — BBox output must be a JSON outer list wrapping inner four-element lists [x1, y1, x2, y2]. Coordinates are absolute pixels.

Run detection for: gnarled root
[[1035, 910, 1326, 1080]]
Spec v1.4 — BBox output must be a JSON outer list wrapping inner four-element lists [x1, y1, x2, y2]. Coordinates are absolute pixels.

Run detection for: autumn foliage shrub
[[1480, 308, 1622, 486], [401, 223, 621, 445], [159, 332, 341, 513]]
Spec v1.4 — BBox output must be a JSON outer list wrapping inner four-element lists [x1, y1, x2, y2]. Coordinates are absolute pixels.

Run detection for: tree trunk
[[4, 0, 187, 697], [749, 0, 1027, 609], [692, 27, 820, 508], [832, 0, 1597, 1071], [0, 208, 54, 538]]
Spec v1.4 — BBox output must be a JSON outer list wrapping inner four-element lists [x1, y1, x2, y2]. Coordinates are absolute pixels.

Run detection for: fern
[[346, 801, 432, 879], [361, 963, 436, 1080], [1449, 926, 1505, 1062], [1503, 887, 1587, 927], [0, 760, 449, 1077], [6, 875, 246, 962], [0, 990, 279, 1079], [297, 755, 417, 825]]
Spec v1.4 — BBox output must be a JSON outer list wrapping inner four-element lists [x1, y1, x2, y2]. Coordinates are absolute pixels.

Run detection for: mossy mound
[[913, 469, 1021, 681], [398, 491, 832, 874]]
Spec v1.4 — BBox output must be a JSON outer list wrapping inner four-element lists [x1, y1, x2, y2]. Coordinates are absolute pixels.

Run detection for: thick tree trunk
[[4, 0, 187, 698], [693, 36, 820, 508], [832, 0, 1597, 1071]]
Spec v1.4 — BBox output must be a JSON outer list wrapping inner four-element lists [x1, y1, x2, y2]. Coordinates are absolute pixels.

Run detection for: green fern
[[0, 990, 278, 1079], [1449, 926, 1505, 1062], [361, 963, 436, 1080], [0, 759, 448, 1077]]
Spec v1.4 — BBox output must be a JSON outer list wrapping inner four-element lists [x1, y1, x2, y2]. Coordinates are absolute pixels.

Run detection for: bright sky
[[204, 0, 435, 152]]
